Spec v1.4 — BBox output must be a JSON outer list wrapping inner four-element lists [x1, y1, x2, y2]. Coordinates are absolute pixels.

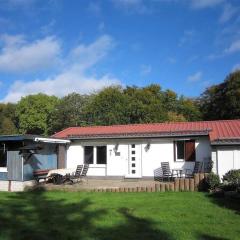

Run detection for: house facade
[[53, 120, 240, 180]]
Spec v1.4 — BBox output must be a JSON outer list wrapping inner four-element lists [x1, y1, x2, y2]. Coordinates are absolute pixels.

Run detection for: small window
[[176, 141, 184, 160], [0, 150, 7, 168], [84, 146, 93, 164], [132, 163, 135, 167], [131, 144, 135, 148], [175, 140, 196, 162], [132, 157, 135, 161], [132, 170, 136, 174], [131, 150, 135, 155], [97, 146, 107, 164]]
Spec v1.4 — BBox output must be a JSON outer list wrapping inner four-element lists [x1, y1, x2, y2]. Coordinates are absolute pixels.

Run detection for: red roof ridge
[[54, 119, 240, 130]]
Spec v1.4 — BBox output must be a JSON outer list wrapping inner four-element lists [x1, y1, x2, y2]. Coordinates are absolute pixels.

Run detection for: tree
[[49, 93, 91, 134], [84, 86, 129, 125], [199, 70, 240, 120], [16, 94, 59, 135], [123, 84, 168, 123], [0, 103, 18, 134]]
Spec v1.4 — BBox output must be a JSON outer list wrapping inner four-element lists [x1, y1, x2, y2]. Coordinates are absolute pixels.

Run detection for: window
[[0, 150, 7, 168], [131, 144, 135, 148], [97, 146, 106, 164], [132, 150, 135, 155], [84, 146, 107, 165], [175, 140, 195, 162], [84, 146, 93, 164]]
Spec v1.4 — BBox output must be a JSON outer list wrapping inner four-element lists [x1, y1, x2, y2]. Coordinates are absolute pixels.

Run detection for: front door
[[126, 144, 142, 178]]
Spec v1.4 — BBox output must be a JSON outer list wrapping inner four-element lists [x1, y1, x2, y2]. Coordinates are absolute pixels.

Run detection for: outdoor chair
[[154, 167, 163, 182], [185, 161, 203, 178], [65, 164, 89, 184], [161, 162, 178, 181], [203, 161, 212, 173]]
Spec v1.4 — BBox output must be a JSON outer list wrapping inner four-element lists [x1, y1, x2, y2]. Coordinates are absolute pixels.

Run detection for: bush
[[223, 169, 240, 185], [204, 173, 220, 191]]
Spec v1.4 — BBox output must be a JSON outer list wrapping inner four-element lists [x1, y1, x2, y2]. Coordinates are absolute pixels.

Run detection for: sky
[[0, 0, 240, 103]]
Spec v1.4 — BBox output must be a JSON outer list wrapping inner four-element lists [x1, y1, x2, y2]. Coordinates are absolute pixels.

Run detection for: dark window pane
[[132, 170, 136, 174], [132, 151, 135, 155], [97, 146, 106, 164], [84, 146, 93, 164], [131, 144, 135, 148], [177, 141, 184, 160], [132, 163, 135, 167], [0, 150, 7, 167], [132, 157, 135, 161]]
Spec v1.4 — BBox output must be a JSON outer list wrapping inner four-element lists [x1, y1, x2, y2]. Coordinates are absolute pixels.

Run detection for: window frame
[[175, 140, 185, 162], [174, 140, 196, 162], [83, 145, 107, 166]]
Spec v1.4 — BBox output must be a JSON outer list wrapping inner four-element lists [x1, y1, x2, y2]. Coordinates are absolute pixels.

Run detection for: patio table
[[172, 168, 183, 178]]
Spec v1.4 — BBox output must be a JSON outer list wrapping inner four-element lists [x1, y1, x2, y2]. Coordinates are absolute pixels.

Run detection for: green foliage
[[0, 103, 18, 134], [48, 93, 91, 134], [204, 173, 221, 190], [223, 169, 240, 185], [16, 93, 59, 135], [85, 86, 129, 125], [200, 70, 240, 120]]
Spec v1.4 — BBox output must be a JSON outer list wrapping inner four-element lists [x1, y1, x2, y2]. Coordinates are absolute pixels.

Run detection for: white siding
[[66, 136, 212, 178], [66, 143, 84, 169], [216, 147, 240, 179]]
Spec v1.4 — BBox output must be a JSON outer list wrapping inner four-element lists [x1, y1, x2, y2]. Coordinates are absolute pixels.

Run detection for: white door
[[126, 144, 142, 178]]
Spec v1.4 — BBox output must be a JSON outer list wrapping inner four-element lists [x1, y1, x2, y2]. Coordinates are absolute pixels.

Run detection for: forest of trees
[[1, 70, 240, 136]]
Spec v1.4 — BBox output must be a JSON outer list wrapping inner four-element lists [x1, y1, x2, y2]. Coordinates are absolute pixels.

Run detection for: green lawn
[[0, 191, 239, 240]]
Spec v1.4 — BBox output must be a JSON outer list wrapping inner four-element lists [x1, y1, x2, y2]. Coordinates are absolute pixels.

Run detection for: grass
[[0, 191, 239, 240]]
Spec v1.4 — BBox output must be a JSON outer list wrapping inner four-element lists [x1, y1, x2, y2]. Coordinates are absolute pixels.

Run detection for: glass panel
[[131, 144, 135, 148], [84, 146, 93, 164], [131, 150, 135, 155], [132, 157, 135, 161], [132, 170, 136, 174], [177, 141, 184, 160], [97, 146, 107, 164], [132, 163, 135, 167], [0, 150, 7, 167]]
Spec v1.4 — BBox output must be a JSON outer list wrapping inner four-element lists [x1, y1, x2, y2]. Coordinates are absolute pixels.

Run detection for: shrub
[[204, 173, 220, 191], [223, 169, 240, 185]]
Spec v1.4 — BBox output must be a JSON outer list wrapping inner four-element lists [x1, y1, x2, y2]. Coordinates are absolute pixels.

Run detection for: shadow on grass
[[0, 189, 172, 240], [206, 193, 240, 215], [197, 234, 229, 240]]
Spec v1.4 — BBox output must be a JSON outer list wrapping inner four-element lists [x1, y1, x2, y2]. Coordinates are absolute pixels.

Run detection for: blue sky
[[0, 0, 239, 102]]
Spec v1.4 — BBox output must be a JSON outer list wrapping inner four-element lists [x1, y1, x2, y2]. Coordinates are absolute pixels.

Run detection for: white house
[[54, 120, 240, 180]]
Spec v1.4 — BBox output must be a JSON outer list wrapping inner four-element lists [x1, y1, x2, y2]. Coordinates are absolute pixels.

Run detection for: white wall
[[216, 147, 240, 179], [66, 137, 212, 178], [66, 143, 84, 169]]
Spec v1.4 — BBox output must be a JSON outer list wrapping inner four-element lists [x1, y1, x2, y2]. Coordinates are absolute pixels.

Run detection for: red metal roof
[[53, 120, 240, 142]]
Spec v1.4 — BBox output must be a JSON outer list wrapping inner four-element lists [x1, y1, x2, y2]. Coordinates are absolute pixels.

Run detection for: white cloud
[[2, 34, 122, 102], [190, 0, 224, 9], [112, 0, 150, 14], [224, 39, 240, 54], [187, 71, 202, 82], [0, 35, 61, 73], [232, 63, 240, 72], [140, 64, 152, 75], [219, 4, 238, 23]]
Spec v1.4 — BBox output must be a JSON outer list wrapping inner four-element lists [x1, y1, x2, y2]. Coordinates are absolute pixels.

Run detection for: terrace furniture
[[65, 164, 89, 184], [154, 167, 163, 182], [161, 162, 178, 181], [33, 169, 50, 183], [172, 168, 183, 178], [185, 161, 203, 178]]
